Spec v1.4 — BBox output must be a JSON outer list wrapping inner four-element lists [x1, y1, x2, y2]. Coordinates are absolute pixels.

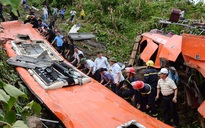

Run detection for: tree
[[0, 0, 22, 16]]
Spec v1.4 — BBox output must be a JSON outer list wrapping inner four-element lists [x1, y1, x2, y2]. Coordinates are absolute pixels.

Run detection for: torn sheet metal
[[140, 38, 158, 62], [182, 34, 205, 77], [159, 35, 182, 61]]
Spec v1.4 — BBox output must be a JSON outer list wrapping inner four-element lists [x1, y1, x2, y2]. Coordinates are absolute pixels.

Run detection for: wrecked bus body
[[0, 21, 172, 128], [134, 30, 205, 127]]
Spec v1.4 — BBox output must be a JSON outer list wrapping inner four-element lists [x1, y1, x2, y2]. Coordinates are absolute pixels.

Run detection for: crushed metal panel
[[159, 35, 182, 61], [182, 34, 205, 77], [182, 34, 205, 61], [198, 101, 205, 118], [183, 56, 205, 78], [140, 38, 158, 62], [142, 32, 169, 45]]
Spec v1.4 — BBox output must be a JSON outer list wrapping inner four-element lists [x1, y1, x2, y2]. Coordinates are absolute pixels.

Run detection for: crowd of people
[[0, 0, 85, 25], [0, 1, 179, 127]]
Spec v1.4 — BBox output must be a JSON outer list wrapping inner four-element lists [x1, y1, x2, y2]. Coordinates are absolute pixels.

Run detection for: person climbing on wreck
[[24, 15, 38, 28]]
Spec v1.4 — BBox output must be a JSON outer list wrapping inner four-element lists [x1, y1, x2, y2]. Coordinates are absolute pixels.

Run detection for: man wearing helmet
[[156, 68, 179, 127], [131, 81, 157, 117], [117, 67, 137, 99], [144, 60, 158, 92], [144, 60, 158, 117]]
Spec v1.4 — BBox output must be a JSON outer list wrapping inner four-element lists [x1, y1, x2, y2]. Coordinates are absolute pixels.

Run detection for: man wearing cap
[[132, 81, 157, 117], [80, 58, 95, 76], [109, 57, 125, 93], [156, 68, 179, 127], [93, 52, 110, 82]]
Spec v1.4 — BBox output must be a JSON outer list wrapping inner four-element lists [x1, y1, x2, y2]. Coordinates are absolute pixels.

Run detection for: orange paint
[[0, 21, 172, 128]]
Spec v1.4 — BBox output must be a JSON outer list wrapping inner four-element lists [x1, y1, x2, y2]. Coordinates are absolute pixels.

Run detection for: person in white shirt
[[52, 7, 58, 18], [42, 5, 48, 22], [80, 58, 95, 77], [155, 68, 179, 127], [70, 9, 76, 22], [71, 46, 83, 67], [93, 52, 110, 82], [109, 57, 125, 93]]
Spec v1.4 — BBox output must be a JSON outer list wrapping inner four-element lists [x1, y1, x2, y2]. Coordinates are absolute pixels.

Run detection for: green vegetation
[[37, 0, 205, 61], [0, 48, 42, 128]]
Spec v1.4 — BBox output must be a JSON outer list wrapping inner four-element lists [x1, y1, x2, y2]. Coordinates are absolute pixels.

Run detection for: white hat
[[158, 68, 168, 75]]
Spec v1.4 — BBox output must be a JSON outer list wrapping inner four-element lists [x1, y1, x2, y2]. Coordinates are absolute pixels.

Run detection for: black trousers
[[162, 94, 179, 126], [117, 89, 134, 98], [70, 15, 75, 21], [0, 14, 5, 22], [93, 69, 101, 82]]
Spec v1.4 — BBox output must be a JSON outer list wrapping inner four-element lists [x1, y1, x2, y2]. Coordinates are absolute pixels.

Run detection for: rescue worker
[[144, 60, 158, 117], [109, 57, 125, 93], [155, 68, 179, 127], [144, 60, 158, 89], [132, 81, 157, 117], [117, 67, 136, 99]]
